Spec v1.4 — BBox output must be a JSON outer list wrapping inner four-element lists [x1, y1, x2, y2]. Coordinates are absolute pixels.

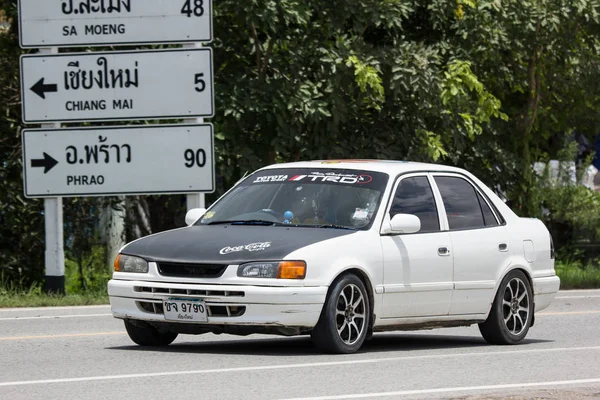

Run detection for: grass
[[555, 260, 600, 289], [1, 260, 598, 308], [0, 281, 108, 308], [0, 292, 109, 308], [0, 265, 111, 308]]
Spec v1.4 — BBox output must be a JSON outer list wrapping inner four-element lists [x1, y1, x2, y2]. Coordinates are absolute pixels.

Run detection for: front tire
[[311, 274, 371, 354], [479, 270, 533, 345], [124, 320, 178, 346]]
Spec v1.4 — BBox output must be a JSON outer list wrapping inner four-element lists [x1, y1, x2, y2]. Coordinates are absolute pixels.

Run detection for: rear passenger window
[[390, 176, 440, 233], [477, 192, 499, 226], [435, 176, 485, 230]]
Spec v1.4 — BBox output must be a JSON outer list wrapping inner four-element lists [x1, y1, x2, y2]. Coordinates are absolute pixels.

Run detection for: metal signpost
[[21, 48, 214, 123], [22, 124, 215, 197], [18, 0, 213, 48], [18, 0, 215, 293]]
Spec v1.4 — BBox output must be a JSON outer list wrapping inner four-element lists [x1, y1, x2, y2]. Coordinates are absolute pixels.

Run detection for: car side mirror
[[185, 208, 207, 226], [386, 213, 421, 234]]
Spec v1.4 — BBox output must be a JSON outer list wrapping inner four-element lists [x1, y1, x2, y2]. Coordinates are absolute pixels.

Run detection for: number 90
[[185, 149, 207, 168]]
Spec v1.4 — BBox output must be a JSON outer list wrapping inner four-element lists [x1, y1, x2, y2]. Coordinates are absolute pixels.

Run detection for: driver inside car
[[289, 186, 332, 224]]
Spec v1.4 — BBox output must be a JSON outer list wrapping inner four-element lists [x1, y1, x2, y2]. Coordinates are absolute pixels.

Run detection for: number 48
[[181, 0, 204, 17]]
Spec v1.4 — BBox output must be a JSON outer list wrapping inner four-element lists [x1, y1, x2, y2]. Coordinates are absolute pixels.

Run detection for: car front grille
[[157, 262, 228, 278], [133, 286, 245, 297], [136, 301, 246, 317]]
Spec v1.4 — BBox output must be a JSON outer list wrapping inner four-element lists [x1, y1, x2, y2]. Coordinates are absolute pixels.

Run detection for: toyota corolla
[[108, 160, 560, 353]]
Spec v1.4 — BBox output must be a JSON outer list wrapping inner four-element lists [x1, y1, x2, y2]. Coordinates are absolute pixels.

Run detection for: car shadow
[[106, 332, 553, 357]]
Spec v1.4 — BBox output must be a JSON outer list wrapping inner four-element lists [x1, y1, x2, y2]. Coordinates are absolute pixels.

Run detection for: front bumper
[[108, 279, 327, 329]]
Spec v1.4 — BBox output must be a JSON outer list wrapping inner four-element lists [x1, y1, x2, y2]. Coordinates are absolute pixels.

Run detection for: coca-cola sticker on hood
[[219, 242, 272, 255]]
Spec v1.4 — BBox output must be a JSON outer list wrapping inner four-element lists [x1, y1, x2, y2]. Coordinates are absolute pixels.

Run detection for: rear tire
[[479, 270, 533, 345], [124, 320, 178, 346], [311, 274, 371, 354]]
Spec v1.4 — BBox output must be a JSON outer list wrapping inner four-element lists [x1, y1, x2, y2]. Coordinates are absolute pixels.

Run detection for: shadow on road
[[106, 333, 553, 357]]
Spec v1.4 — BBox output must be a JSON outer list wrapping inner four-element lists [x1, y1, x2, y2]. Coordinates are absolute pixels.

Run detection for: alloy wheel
[[335, 283, 367, 345], [502, 277, 530, 336]]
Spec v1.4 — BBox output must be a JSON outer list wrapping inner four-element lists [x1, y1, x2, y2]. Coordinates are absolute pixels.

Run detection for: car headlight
[[237, 261, 306, 279], [114, 254, 149, 273]]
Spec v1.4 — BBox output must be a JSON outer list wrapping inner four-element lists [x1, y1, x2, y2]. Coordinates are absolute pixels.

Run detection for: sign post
[[184, 42, 207, 212], [18, 0, 215, 293], [35, 47, 65, 293], [44, 196, 65, 293]]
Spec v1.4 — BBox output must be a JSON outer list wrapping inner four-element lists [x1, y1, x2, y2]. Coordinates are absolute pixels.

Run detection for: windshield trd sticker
[[219, 242, 271, 255], [289, 172, 373, 185], [253, 175, 288, 183], [244, 168, 388, 190], [356, 175, 372, 184], [289, 175, 306, 181]]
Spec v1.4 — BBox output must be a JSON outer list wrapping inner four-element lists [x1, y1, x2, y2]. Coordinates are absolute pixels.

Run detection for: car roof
[[259, 160, 468, 176]]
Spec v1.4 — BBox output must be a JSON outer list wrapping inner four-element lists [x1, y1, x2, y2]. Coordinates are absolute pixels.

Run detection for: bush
[[555, 259, 600, 289], [531, 144, 600, 254], [65, 245, 112, 295]]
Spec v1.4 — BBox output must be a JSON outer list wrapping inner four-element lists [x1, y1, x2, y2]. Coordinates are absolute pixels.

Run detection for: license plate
[[163, 298, 208, 323]]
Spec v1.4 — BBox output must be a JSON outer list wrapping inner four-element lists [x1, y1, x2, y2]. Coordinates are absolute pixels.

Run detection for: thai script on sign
[[64, 57, 139, 90], [65, 136, 131, 165], [62, 0, 132, 15]]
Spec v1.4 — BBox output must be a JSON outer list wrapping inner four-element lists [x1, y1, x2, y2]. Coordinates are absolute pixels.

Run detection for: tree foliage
[[2, 0, 600, 287]]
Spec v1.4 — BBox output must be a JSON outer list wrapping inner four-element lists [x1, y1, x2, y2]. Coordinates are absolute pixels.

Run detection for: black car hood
[[121, 225, 357, 264]]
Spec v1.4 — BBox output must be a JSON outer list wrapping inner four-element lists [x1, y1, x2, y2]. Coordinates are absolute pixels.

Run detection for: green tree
[[212, 0, 506, 191], [447, 0, 600, 210], [0, 0, 46, 286], [3, 0, 600, 287]]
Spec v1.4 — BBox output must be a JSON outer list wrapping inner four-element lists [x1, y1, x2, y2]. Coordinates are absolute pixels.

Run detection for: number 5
[[195, 73, 206, 92]]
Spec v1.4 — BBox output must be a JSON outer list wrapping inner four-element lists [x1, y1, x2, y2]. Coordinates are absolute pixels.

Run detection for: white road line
[[555, 295, 600, 299], [279, 378, 600, 400], [0, 346, 599, 388], [0, 305, 110, 312], [0, 332, 125, 341], [0, 313, 112, 321], [537, 310, 600, 316]]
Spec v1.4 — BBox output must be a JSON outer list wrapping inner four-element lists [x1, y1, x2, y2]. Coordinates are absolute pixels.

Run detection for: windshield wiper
[[315, 224, 358, 230], [207, 220, 278, 226]]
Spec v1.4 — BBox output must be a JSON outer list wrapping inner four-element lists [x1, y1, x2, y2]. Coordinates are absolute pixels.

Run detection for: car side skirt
[[373, 314, 487, 332]]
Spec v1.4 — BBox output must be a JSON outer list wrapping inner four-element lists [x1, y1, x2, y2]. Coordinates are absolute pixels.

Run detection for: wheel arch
[[327, 267, 376, 335], [488, 264, 536, 325]]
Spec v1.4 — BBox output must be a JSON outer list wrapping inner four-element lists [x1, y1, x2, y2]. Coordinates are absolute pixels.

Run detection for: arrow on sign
[[31, 153, 59, 174], [30, 78, 58, 99]]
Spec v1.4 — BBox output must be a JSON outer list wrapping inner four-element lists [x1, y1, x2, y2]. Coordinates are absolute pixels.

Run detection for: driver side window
[[390, 176, 440, 233]]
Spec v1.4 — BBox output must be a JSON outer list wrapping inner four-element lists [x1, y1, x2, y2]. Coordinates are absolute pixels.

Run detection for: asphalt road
[[1, 290, 599, 400]]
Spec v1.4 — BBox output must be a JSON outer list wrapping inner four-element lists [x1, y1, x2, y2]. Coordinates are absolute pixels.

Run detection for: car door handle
[[499, 243, 508, 252], [438, 247, 450, 256]]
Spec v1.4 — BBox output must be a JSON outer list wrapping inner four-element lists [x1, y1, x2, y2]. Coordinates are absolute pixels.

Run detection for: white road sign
[[22, 124, 215, 197], [20, 48, 214, 123], [18, 0, 213, 48]]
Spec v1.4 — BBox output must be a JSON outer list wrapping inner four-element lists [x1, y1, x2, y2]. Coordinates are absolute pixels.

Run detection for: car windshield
[[198, 168, 389, 230]]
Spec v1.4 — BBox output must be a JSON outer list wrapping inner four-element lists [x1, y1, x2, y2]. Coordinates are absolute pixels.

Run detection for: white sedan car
[[108, 160, 560, 353]]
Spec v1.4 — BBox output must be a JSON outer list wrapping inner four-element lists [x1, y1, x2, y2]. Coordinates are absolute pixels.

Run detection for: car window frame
[[380, 173, 446, 235], [430, 172, 505, 232]]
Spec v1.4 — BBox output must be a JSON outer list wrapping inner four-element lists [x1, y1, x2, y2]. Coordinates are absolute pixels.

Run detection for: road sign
[[22, 124, 215, 197], [18, 0, 213, 48], [20, 48, 214, 123]]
